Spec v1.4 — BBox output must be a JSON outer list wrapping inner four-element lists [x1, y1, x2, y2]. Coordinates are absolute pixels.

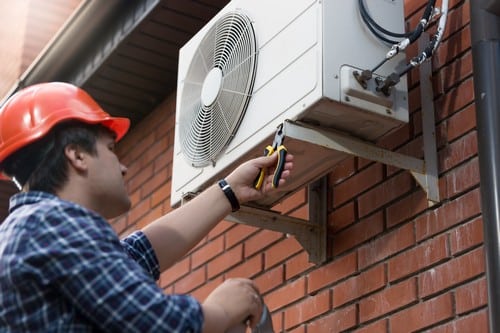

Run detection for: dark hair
[[0, 121, 107, 193]]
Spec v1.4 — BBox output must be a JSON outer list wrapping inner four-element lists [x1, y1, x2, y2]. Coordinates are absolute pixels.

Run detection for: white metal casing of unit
[[171, 0, 409, 208]]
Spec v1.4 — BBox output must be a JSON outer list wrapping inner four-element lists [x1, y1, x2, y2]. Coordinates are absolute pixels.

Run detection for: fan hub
[[201, 67, 223, 107]]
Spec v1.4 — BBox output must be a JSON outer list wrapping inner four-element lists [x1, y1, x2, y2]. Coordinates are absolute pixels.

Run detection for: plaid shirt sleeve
[[41, 205, 204, 332], [121, 231, 161, 281]]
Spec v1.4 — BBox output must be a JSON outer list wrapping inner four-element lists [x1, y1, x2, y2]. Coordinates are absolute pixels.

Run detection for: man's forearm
[[142, 182, 233, 272]]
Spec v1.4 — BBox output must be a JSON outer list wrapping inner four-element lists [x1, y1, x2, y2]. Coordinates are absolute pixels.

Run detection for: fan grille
[[179, 12, 258, 167]]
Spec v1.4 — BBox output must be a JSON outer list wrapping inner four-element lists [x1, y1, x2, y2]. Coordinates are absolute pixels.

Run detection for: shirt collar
[[9, 191, 61, 214]]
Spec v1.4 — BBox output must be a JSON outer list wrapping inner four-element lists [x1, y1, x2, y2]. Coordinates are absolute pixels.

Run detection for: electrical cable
[[378, 0, 449, 95], [354, 0, 448, 95], [359, 0, 412, 39]]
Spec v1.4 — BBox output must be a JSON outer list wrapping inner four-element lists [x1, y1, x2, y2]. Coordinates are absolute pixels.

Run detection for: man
[[0, 82, 293, 332]]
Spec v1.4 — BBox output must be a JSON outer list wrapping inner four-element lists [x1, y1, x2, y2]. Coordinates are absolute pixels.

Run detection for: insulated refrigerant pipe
[[470, 1, 500, 332]]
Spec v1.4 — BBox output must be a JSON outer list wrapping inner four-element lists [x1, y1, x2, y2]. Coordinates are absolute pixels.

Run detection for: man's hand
[[202, 278, 263, 333], [226, 152, 294, 204]]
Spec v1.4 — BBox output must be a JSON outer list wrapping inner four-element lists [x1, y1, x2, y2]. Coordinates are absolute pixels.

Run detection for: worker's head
[[0, 82, 130, 196]]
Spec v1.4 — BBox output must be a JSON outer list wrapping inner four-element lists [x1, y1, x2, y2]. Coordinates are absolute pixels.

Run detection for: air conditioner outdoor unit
[[171, 0, 409, 208]]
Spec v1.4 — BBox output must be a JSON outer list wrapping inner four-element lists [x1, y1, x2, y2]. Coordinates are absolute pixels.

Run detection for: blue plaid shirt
[[0, 191, 203, 332]]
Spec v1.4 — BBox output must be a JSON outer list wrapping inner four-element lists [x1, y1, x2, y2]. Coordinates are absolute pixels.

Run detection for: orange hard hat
[[0, 82, 130, 169]]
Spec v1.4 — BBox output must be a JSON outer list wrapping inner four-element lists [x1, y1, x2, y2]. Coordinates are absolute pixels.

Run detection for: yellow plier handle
[[253, 145, 274, 190], [254, 123, 287, 190]]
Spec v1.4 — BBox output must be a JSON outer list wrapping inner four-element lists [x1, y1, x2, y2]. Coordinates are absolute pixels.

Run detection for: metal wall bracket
[[284, 116, 440, 206], [226, 177, 328, 264]]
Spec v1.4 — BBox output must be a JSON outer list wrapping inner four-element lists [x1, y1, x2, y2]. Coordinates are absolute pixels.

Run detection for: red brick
[[419, 248, 485, 297], [404, 0, 427, 17], [208, 220, 234, 240], [191, 236, 224, 268], [380, 124, 412, 152], [244, 230, 283, 257], [359, 278, 418, 322], [415, 188, 481, 241], [450, 217, 483, 255], [426, 310, 488, 333], [287, 326, 305, 333], [386, 190, 428, 228], [150, 181, 171, 207], [285, 251, 315, 280], [207, 244, 243, 278], [140, 166, 169, 198], [333, 264, 385, 307], [271, 312, 283, 333], [265, 277, 306, 312], [358, 222, 415, 269], [419, 247, 485, 298], [333, 163, 384, 207], [307, 305, 357, 333], [284, 290, 330, 329], [254, 265, 284, 294], [308, 252, 357, 293], [140, 137, 170, 172], [225, 253, 263, 279], [190, 276, 223, 302], [225, 223, 259, 248], [127, 163, 154, 194], [437, 51, 473, 93], [119, 131, 155, 166], [153, 144, 173, 171], [127, 198, 152, 225], [446, 104, 476, 141], [408, 82, 422, 114], [328, 201, 356, 232], [435, 27, 472, 72], [358, 172, 414, 218], [159, 256, 190, 287], [442, 158, 479, 199], [436, 78, 474, 122], [137, 204, 163, 229], [264, 237, 303, 269], [455, 278, 488, 315], [390, 293, 454, 332], [173, 266, 206, 294], [328, 157, 357, 185], [352, 319, 387, 333], [388, 234, 449, 282], [288, 204, 308, 220], [127, 189, 141, 210], [111, 216, 127, 235], [439, 131, 477, 173], [273, 188, 307, 214], [333, 211, 384, 256], [393, 135, 424, 162]]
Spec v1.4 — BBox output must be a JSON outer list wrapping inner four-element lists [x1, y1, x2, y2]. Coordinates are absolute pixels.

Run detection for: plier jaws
[[254, 123, 287, 190]]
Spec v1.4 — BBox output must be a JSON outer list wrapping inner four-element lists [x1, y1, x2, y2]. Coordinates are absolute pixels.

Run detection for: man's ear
[[64, 144, 88, 173]]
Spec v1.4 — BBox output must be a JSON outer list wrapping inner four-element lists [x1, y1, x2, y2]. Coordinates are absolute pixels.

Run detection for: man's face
[[86, 132, 130, 219]]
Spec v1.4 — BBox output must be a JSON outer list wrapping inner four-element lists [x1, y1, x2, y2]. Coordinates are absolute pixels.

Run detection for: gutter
[[470, 1, 500, 332], [1, 0, 161, 106]]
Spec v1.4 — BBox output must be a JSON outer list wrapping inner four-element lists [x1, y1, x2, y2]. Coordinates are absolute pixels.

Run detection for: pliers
[[254, 123, 287, 190]]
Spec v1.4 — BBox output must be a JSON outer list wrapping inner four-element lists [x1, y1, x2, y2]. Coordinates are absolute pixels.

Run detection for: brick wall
[[113, 0, 487, 331]]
